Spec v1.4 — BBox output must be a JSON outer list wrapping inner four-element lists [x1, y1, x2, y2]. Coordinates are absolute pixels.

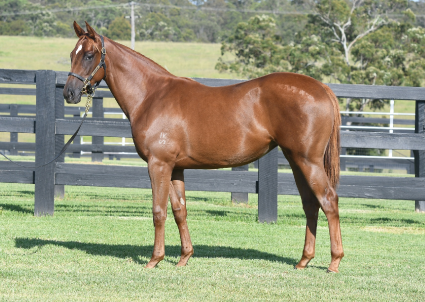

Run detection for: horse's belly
[[175, 131, 274, 169]]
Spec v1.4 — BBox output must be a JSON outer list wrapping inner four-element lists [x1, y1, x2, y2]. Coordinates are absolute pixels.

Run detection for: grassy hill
[[0, 36, 238, 79]]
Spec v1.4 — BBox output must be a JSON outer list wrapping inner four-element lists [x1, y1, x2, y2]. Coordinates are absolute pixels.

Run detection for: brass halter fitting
[[81, 79, 93, 96]]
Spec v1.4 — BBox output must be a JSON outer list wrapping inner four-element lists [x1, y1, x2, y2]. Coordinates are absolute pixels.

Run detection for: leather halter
[[68, 35, 106, 96]]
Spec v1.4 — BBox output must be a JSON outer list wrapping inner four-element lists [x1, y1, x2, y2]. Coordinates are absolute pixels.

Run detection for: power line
[[0, 2, 312, 17], [135, 3, 311, 15], [2, 2, 420, 19], [0, 3, 128, 17]]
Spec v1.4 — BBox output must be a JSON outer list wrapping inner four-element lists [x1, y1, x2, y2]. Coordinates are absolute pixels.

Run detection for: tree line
[[2, 0, 424, 43], [0, 0, 306, 42], [217, 0, 425, 112]]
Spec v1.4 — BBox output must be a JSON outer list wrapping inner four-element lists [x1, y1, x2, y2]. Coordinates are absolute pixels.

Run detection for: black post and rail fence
[[1, 69, 425, 222]]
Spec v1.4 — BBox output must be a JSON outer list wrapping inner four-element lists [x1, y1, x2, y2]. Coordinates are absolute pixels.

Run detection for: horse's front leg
[[146, 158, 174, 268], [169, 169, 194, 266]]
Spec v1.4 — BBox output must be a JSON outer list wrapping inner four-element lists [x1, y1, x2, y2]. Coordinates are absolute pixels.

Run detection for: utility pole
[[130, 1, 135, 50], [126, 1, 137, 50]]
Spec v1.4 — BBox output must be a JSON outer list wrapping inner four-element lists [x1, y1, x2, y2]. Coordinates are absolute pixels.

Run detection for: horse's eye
[[85, 55, 93, 61]]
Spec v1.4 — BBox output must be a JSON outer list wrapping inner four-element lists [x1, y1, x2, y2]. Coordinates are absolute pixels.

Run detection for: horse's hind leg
[[289, 155, 344, 272], [169, 169, 194, 266], [290, 163, 321, 270]]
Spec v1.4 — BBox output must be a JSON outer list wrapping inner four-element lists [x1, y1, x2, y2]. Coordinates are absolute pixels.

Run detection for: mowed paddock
[[0, 36, 425, 301], [1, 183, 424, 301]]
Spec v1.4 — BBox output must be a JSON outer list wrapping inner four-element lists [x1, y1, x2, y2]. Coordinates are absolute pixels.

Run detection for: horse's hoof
[[145, 258, 163, 268], [145, 263, 156, 269], [326, 268, 338, 273], [176, 250, 194, 267]]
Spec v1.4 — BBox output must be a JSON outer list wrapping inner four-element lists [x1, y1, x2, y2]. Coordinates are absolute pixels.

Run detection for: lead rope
[[0, 95, 92, 169]]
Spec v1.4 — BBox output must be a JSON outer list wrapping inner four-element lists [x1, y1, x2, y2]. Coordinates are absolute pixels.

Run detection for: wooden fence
[[0, 104, 416, 173], [1, 68, 425, 222]]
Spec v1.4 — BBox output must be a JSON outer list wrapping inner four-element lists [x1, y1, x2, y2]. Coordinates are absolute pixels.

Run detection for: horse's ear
[[85, 21, 97, 40], [73, 21, 85, 37]]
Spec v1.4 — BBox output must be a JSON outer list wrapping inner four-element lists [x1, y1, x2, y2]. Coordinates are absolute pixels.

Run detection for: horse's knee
[[152, 206, 167, 226]]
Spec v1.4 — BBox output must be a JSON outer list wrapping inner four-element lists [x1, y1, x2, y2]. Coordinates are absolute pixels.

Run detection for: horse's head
[[63, 21, 106, 104]]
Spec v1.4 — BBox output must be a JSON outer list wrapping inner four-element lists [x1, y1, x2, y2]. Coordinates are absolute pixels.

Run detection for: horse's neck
[[103, 39, 174, 118]]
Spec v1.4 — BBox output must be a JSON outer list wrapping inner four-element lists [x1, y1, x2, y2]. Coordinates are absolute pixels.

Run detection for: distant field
[[0, 36, 237, 79]]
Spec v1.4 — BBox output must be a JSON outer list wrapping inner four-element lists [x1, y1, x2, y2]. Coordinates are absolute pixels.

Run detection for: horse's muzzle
[[63, 86, 82, 104]]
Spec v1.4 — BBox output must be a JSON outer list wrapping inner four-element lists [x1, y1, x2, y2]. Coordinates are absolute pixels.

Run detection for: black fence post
[[258, 147, 278, 223], [410, 151, 415, 175], [54, 84, 65, 199], [231, 164, 249, 203], [414, 100, 425, 213], [340, 115, 347, 171], [92, 97, 104, 162], [72, 112, 81, 158], [34, 70, 56, 216], [9, 104, 18, 156]]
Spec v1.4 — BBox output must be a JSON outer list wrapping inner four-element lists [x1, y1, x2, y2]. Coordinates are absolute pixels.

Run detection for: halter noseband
[[68, 35, 106, 96]]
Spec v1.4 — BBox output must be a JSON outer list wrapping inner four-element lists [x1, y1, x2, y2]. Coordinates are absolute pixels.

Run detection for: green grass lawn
[[0, 36, 237, 79], [0, 183, 424, 301]]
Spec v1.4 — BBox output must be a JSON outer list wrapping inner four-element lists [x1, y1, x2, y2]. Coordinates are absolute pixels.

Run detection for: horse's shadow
[[14, 237, 298, 266]]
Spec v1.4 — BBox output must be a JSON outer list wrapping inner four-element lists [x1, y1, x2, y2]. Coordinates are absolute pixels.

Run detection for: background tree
[[106, 15, 131, 40], [1, 0, 425, 48], [217, 0, 425, 112]]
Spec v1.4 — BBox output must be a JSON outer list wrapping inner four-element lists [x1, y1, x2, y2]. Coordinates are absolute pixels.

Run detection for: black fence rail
[[1, 68, 425, 221], [0, 103, 416, 167], [0, 91, 416, 173]]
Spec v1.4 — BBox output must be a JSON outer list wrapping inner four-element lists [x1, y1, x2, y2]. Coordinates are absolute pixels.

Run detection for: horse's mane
[[105, 37, 173, 76], [75, 34, 174, 78]]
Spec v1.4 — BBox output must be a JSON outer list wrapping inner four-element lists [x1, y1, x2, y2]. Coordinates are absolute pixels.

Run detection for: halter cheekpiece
[[68, 35, 106, 96]]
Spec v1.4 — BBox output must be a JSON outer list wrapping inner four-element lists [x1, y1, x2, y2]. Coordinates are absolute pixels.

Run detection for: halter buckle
[[81, 79, 95, 96]]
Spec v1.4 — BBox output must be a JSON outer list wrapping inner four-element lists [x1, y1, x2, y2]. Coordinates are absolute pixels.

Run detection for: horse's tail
[[322, 83, 341, 189]]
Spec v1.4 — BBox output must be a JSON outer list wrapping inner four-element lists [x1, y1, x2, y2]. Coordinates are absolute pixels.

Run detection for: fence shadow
[[14, 237, 298, 266], [369, 217, 421, 225], [0, 203, 33, 214], [205, 210, 228, 217]]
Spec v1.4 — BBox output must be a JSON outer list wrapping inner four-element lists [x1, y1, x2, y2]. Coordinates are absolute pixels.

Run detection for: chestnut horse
[[64, 22, 344, 272]]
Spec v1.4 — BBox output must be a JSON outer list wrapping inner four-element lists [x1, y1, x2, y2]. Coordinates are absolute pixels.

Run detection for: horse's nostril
[[68, 88, 74, 99]]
